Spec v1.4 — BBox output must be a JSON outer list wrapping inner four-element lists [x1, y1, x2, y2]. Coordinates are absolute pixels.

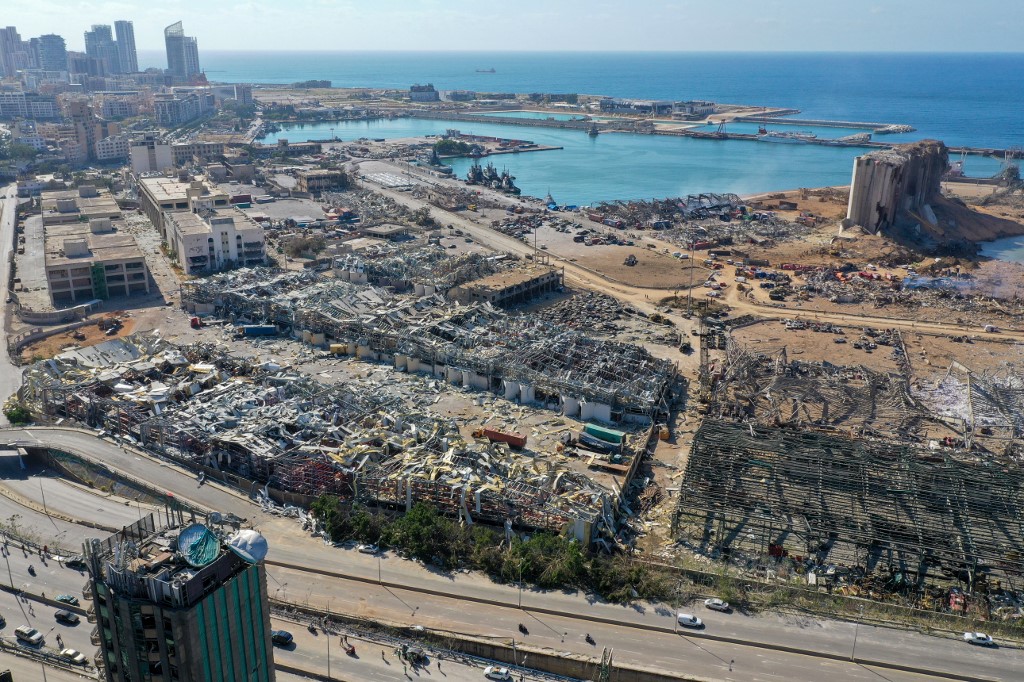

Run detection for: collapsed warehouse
[[182, 268, 676, 424], [21, 335, 654, 542], [675, 341, 1024, 611]]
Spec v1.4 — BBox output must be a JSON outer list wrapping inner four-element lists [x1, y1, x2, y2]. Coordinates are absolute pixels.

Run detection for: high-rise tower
[[85, 513, 275, 681], [114, 20, 138, 73], [164, 21, 201, 81]]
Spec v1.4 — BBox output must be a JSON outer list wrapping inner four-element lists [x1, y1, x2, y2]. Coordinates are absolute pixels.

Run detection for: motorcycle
[[517, 623, 528, 635], [585, 633, 595, 645]]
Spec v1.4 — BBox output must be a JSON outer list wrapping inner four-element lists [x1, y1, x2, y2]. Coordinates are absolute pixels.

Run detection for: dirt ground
[[21, 313, 136, 361]]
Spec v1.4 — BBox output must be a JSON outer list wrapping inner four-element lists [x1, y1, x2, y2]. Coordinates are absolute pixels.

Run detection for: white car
[[484, 665, 512, 681], [963, 632, 994, 646], [704, 598, 730, 613], [677, 612, 703, 628], [356, 544, 379, 554], [60, 648, 88, 665]]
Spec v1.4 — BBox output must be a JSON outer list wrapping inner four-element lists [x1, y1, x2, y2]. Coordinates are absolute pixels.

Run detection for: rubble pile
[[182, 268, 677, 421], [333, 244, 511, 290], [21, 335, 623, 538]]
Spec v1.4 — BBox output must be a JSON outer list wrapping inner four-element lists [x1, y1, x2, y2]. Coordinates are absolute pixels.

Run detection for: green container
[[584, 423, 625, 444]]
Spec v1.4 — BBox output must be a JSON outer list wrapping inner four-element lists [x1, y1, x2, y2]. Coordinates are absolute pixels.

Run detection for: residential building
[[0, 91, 59, 119], [36, 34, 67, 72], [96, 134, 130, 162], [84, 25, 121, 75], [164, 21, 201, 81], [409, 83, 440, 102], [164, 200, 266, 274], [154, 92, 211, 126], [100, 96, 138, 119], [114, 21, 137, 73], [130, 133, 173, 173], [297, 169, 347, 194], [68, 100, 120, 160], [0, 27, 28, 78], [171, 140, 225, 166], [84, 514, 275, 682], [11, 120, 47, 151], [137, 176, 229, 239]]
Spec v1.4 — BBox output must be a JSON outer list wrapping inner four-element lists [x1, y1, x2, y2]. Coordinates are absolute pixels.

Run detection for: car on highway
[[963, 632, 994, 646], [55, 609, 80, 625], [704, 598, 731, 613], [483, 666, 512, 681], [14, 625, 44, 645], [676, 612, 704, 628], [65, 556, 87, 570], [55, 594, 80, 606], [59, 648, 88, 665], [357, 543, 379, 554], [271, 630, 293, 646]]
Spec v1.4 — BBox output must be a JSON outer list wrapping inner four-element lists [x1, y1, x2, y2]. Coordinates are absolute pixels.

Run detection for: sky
[[8, 0, 1024, 53]]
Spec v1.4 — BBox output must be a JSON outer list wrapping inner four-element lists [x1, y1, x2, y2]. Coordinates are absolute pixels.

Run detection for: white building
[[95, 134, 130, 161], [163, 200, 266, 275], [130, 133, 173, 173]]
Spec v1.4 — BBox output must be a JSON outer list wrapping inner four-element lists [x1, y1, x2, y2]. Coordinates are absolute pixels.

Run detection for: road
[[0, 183, 25, 424], [0, 428, 1020, 682]]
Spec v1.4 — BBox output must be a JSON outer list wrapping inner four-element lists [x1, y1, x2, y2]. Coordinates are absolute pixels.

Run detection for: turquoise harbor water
[[979, 235, 1024, 264], [261, 118, 1006, 206]]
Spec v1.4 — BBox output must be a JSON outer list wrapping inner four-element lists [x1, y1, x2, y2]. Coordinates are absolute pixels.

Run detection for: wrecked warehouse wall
[[845, 140, 949, 234]]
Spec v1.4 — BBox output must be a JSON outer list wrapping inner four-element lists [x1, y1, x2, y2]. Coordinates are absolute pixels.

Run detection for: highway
[[0, 428, 1020, 681], [0, 183, 25, 425]]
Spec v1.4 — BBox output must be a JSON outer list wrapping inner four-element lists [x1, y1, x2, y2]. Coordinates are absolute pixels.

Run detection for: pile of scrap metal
[[20, 335, 618, 539], [181, 267, 678, 423], [333, 244, 512, 291]]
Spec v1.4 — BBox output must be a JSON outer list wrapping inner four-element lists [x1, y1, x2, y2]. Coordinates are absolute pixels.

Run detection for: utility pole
[[326, 600, 331, 680]]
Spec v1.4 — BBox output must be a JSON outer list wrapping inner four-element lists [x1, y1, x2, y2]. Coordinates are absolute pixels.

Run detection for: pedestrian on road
[[729, 659, 734, 671]]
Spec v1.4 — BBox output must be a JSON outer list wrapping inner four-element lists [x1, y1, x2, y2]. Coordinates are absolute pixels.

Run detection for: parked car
[[483, 666, 512, 681], [14, 625, 43, 645], [55, 594, 80, 606], [676, 613, 703, 628], [271, 630, 293, 646], [59, 648, 88, 665], [963, 632, 994, 647], [357, 544, 379, 555], [65, 556, 87, 570], [55, 609, 80, 625], [704, 598, 731, 613]]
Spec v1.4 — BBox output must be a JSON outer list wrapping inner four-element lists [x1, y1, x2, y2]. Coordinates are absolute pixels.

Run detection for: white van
[[677, 612, 703, 628]]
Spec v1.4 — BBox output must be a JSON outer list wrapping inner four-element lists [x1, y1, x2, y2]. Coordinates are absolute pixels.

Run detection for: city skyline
[[4, 0, 1024, 53]]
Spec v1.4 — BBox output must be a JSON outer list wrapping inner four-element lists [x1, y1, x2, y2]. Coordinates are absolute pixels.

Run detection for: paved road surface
[[0, 427, 1019, 682], [0, 183, 26, 423]]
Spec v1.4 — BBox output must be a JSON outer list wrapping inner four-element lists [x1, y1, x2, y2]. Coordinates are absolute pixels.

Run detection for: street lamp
[[850, 604, 865, 661], [686, 227, 708, 317]]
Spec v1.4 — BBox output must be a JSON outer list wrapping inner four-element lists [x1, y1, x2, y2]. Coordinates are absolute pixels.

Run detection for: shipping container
[[483, 428, 527, 449], [584, 423, 626, 444], [238, 325, 278, 337]]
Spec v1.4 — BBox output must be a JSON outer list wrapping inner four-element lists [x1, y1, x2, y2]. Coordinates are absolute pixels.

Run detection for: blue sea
[[137, 50, 1021, 210]]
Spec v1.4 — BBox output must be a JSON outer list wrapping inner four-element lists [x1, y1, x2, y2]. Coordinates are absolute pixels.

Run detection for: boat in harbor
[[757, 129, 817, 144], [588, 124, 600, 137]]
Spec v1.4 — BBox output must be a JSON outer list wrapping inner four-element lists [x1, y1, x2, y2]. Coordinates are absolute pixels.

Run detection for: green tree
[[3, 403, 32, 425]]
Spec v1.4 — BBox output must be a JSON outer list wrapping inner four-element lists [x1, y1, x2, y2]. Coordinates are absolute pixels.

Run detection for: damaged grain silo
[[845, 140, 949, 234]]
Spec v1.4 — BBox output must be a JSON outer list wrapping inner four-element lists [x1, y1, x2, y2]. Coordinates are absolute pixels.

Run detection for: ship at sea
[[476, 68, 496, 73], [756, 126, 817, 144]]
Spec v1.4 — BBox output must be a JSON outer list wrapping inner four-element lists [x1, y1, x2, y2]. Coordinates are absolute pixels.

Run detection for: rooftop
[[44, 220, 146, 267]]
